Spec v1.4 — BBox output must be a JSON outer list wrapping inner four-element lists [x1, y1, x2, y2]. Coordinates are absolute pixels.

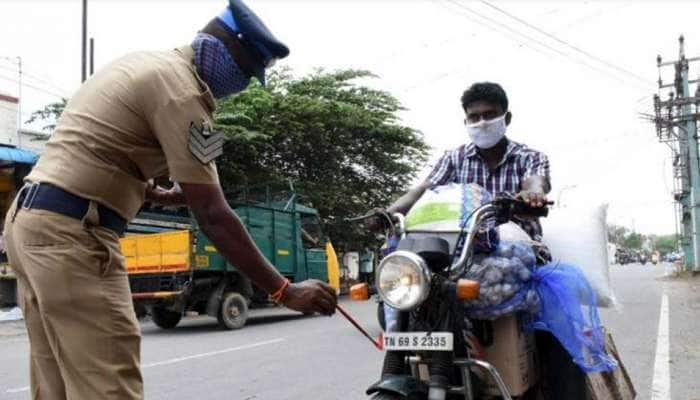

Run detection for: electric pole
[[81, 0, 88, 82], [653, 35, 700, 272], [16, 56, 22, 147]]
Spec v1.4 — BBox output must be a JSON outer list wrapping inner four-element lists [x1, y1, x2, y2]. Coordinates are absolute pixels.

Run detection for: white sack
[[541, 204, 616, 307]]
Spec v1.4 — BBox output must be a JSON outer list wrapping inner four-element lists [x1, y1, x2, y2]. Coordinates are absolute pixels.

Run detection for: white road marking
[[5, 338, 286, 395], [0, 337, 28, 344], [651, 293, 671, 400], [141, 338, 286, 368]]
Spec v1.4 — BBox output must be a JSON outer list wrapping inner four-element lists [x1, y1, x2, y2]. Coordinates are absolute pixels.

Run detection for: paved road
[[1, 263, 698, 399]]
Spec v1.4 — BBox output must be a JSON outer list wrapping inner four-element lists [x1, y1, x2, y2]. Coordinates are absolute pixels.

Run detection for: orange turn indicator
[[456, 279, 480, 300], [336, 304, 383, 351], [350, 283, 370, 301]]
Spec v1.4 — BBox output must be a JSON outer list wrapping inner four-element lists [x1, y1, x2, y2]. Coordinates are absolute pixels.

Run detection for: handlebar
[[449, 196, 553, 278], [492, 197, 553, 221], [345, 209, 406, 238], [350, 196, 552, 278]]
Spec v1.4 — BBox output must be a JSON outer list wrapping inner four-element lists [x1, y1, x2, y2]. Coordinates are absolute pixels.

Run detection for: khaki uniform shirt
[[27, 45, 219, 220]]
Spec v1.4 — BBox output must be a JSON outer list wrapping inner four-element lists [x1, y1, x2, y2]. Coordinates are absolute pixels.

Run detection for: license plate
[[383, 332, 453, 351]]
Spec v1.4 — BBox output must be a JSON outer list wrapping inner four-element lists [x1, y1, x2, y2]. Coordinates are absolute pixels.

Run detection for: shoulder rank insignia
[[189, 120, 224, 164]]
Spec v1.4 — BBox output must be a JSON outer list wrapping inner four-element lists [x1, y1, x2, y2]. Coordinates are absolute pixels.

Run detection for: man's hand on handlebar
[[350, 208, 393, 233], [516, 190, 548, 208], [365, 215, 385, 232]]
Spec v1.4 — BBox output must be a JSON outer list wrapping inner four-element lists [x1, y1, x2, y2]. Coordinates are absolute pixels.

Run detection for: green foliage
[[608, 224, 679, 255], [607, 225, 627, 246], [214, 69, 429, 249], [26, 98, 68, 132], [27, 70, 429, 250], [622, 232, 643, 250], [653, 234, 678, 255], [608, 224, 643, 250]]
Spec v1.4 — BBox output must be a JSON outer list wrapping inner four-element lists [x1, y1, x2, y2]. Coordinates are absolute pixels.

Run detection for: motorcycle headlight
[[376, 251, 431, 311]]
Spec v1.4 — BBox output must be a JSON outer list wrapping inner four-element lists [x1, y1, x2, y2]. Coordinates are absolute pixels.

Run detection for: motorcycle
[[638, 253, 648, 266], [349, 196, 586, 400]]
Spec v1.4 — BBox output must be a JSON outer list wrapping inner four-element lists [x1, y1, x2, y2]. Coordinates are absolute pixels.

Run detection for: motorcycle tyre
[[377, 302, 386, 331], [151, 306, 182, 330], [370, 392, 417, 400]]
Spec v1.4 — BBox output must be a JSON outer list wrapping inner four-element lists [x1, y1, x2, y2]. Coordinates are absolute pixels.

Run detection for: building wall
[[18, 130, 47, 153], [0, 95, 19, 146]]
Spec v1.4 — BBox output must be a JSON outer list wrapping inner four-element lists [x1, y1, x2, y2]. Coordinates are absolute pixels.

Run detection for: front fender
[[366, 374, 428, 397]]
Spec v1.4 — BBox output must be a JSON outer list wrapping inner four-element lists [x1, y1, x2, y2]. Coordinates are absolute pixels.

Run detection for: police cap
[[216, 0, 289, 85]]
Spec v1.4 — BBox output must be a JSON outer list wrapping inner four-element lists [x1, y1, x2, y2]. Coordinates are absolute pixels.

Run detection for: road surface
[[1, 263, 697, 399]]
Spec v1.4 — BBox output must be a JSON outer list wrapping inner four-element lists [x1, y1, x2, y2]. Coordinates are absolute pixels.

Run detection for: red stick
[[336, 304, 383, 350]]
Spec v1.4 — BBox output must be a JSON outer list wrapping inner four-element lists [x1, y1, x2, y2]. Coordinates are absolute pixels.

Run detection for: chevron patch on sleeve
[[188, 120, 224, 164]]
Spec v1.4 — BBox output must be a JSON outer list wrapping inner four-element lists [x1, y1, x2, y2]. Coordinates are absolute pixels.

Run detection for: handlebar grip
[[515, 203, 550, 218]]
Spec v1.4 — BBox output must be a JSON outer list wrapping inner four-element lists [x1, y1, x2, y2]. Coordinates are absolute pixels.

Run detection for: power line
[[0, 73, 65, 99], [0, 103, 31, 117], [478, 0, 652, 85], [432, 0, 557, 59], [400, 0, 566, 93], [0, 58, 70, 96], [440, 0, 650, 91]]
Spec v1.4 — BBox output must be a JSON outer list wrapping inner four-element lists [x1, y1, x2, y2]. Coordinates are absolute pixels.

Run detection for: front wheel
[[377, 302, 386, 331], [218, 292, 249, 330], [371, 392, 406, 400], [151, 306, 182, 329]]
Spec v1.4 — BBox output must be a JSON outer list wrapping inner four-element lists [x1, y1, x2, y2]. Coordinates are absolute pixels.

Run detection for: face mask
[[192, 33, 251, 99], [466, 114, 507, 149]]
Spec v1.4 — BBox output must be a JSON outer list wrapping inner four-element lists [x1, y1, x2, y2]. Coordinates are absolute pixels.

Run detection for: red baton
[[336, 304, 383, 351]]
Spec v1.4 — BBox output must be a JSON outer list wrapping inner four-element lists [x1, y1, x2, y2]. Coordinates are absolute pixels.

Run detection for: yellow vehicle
[[122, 199, 340, 330], [0, 148, 38, 306], [651, 250, 661, 265]]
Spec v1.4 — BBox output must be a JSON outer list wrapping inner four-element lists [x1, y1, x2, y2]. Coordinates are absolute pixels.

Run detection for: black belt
[[17, 182, 127, 235]]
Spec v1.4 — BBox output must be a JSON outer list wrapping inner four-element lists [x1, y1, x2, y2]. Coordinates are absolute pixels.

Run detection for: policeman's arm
[[179, 182, 337, 315]]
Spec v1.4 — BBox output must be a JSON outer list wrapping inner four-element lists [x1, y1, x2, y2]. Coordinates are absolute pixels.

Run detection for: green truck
[[123, 198, 339, 330]]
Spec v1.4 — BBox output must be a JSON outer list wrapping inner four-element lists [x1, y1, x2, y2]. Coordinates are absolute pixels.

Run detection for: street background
[[1, 263, 697, 400]]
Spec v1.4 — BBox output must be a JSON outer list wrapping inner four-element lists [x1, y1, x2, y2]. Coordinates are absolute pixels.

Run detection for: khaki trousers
[[4, 197, 143, 400]]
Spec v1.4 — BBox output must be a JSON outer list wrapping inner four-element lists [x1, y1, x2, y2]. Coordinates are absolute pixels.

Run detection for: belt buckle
[[21, 182, 40, 210]]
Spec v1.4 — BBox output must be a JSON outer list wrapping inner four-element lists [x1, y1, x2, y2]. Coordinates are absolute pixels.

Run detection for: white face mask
[[466, 115, 507, 149]]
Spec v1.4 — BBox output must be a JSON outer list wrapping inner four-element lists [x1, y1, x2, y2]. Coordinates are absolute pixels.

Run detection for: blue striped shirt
[[426, 139, 550, 239]]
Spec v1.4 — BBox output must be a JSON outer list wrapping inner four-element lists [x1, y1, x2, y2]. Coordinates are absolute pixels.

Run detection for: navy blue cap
[[216, 0, 289, 85]]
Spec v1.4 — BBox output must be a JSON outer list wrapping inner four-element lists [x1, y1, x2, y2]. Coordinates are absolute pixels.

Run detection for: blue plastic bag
[[463, 240, 540, 320], [528, 262, 618, 373]]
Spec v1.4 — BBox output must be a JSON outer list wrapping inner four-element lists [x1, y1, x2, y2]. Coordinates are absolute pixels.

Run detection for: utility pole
[[16, 56, 22, 147], [81, 0, 88, 82], [654, 35, 700, 272], [89, 37, 95, 76]]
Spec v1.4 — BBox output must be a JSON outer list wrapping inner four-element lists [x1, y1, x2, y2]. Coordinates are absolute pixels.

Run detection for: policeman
[[3, 1, 337, 399]]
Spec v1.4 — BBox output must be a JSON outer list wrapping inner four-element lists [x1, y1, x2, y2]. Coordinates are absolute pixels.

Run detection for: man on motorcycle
[[372, 82, 550, 241], [365, 83, 595, 398]]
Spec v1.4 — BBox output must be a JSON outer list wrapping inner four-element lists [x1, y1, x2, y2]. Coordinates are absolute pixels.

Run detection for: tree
[[653, 234, 678, 255], [214, 69, 429, 249], [26, 98, 68, 132], [607, 225, 628, 245], [27, 70, 430, 250]]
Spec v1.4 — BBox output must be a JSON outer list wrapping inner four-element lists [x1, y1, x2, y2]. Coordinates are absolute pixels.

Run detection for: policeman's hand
[[282, 279, 338, 316], [517, 190, 547, 208], [145, 181, 187, 206]]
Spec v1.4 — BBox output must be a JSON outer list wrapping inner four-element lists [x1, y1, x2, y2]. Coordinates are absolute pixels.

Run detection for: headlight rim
[[376, 250, 431, 311]]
